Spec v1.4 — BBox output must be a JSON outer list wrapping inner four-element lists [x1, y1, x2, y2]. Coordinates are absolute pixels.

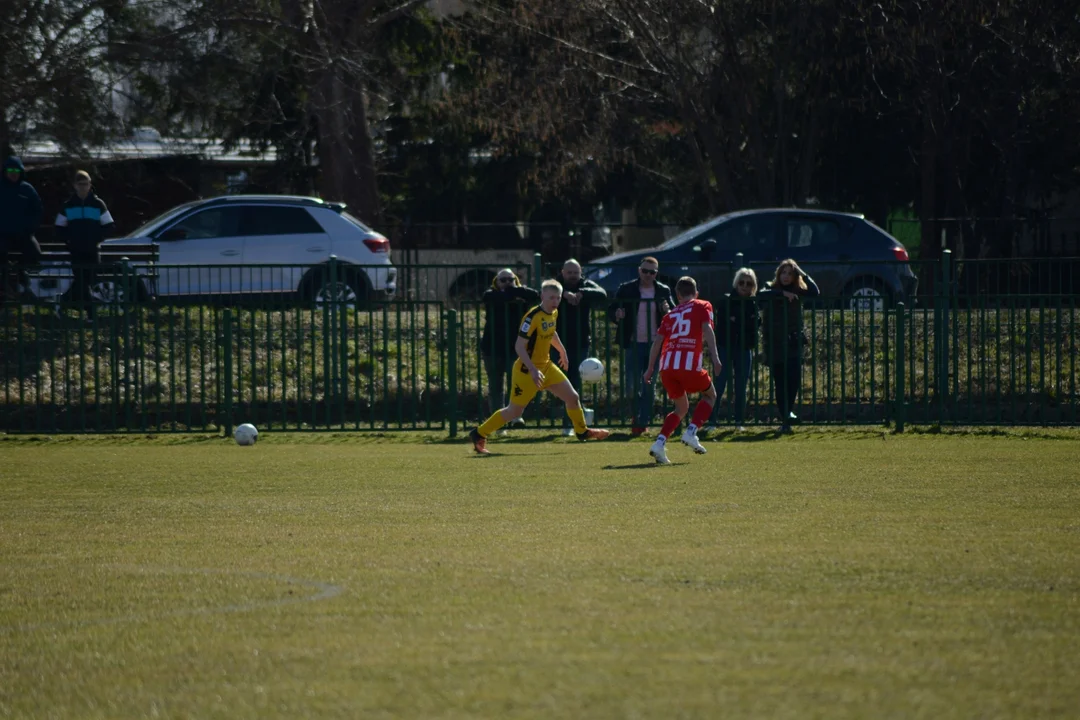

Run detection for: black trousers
[[0, 233, 43, 296], [771, 357, 802, 420], [67, 248, 101, 314]]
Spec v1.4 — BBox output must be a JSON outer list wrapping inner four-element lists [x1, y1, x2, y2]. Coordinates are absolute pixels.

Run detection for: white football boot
[[680, 428, 707, 454], [649, 438, 671, 465]]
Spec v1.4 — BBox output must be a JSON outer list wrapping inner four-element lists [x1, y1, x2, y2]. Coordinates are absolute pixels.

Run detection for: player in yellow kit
[[470, 279, 611, 454]]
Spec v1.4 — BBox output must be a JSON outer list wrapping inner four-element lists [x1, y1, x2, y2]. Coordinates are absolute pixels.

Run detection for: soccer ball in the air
[[234, 423, 259, 446], [579, 357, 605, 383]]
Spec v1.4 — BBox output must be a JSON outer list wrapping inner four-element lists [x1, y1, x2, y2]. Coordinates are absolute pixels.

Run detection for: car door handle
[[306, 246, 325, 253], [220, 249, 240, 257]]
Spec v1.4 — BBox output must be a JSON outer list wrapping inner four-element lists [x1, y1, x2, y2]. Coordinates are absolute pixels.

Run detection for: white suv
[[34, 195, 396, 305]]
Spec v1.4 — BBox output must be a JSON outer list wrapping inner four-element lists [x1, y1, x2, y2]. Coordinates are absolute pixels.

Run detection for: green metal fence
[[2, 253, 1078, 434]]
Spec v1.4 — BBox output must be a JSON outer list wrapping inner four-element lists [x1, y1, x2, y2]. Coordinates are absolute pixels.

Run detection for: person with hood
[[555, 258, 607, 435], [55, 170, 116, 318], [0, 156, 43, 299], [480, 269, 540, 418]]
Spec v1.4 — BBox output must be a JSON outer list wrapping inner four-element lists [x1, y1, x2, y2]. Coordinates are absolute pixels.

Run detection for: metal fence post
[[447, 309, 458, 437], [533, 252, 543, 285], [222, 308, 234, 438], [938, 249, 952, 419], [895, 302, 906, 433]]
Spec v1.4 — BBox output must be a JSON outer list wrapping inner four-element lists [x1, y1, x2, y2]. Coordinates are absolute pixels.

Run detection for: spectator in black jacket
[[55, 170, 116, 318], [606, 256, 674, 436], [760, 258, 820, 433], [705, 267, 760, 432], [555, 258, 608, 435], [480, 269, 540, 419], [0, 155, 43, 299]]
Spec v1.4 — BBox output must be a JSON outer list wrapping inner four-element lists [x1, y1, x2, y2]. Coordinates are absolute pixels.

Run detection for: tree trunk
[[349, 84, 381, 222], [919, 106, 941, 296], [314, 69, 352, 206]]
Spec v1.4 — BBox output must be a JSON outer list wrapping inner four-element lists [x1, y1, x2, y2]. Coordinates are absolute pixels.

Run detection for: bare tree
[[461, 0, 853, 214]]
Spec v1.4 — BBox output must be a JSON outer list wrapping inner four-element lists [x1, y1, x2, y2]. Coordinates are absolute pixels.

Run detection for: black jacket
[[760, 275, 821, 361], [716, 291, 761, 352], [0, 156, 42, 239], [555, 277, 607, 351], [56, 191, 115, 254], [606, 279, 675, 348], [480, 277, 540, 360]]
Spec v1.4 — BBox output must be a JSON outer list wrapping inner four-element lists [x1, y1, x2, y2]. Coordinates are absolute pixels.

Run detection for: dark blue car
[[585, 209, 918, 309]]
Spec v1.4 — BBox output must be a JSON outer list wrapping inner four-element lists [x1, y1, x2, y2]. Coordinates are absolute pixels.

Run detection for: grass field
[[2, 429, 1079, 718]]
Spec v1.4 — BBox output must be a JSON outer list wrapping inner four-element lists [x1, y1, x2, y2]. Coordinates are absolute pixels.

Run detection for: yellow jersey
[[517, 305, 558, 367]]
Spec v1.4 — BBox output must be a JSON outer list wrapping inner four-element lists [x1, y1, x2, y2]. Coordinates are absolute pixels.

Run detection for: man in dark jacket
[[555, 258, 608, 434], [606, 256, 674, 435], [480, 269, 540, 418], [0, 155, 43, 299], [56, 170, 116, 318]]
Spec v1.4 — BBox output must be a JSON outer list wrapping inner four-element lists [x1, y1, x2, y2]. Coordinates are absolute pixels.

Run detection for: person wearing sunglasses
[[703, 267, 760, 433], [55, 170, 116, 320], [0, 155, 43, 300], [606, 256, 674, 436], [479, 269, 540, 423]]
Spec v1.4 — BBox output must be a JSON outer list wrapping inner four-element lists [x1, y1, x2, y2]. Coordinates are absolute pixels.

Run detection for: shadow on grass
[[705, 430, 781, 442], [602, 462, 689, 470]]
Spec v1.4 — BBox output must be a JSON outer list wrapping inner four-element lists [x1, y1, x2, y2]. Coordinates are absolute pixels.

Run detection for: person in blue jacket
[[55, 170, 116, 318], [0, 156, 43, 299]]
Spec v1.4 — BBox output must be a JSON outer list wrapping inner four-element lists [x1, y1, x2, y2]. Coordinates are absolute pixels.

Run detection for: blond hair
[[733, 267, 758, 295], [541, 278, 563, 295]]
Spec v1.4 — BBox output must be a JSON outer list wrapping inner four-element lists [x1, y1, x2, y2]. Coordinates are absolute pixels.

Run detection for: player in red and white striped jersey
[[642, 276, 723, 464]]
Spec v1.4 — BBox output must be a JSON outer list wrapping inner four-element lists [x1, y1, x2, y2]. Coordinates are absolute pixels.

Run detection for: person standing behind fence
[[704, 267, 760, 433], [480, 269, 540, 422], [607, 256, 674, 436], [760, 259, 819, 434], [0, 155, 43, 300], [56, 171, 116, 319], [556, 258, 608, 435]]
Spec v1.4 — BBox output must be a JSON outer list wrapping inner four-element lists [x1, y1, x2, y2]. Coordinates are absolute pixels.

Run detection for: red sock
[[659, 411, 681, 439], [689, 400, 714, 429]]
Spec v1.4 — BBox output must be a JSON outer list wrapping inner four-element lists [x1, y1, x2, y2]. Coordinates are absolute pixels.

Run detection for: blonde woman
[[760, 259, 820, 433], [705, 268, 760, 432]]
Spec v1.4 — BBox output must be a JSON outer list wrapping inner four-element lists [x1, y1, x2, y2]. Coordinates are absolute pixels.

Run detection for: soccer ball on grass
[[234, 423, 259, 446]]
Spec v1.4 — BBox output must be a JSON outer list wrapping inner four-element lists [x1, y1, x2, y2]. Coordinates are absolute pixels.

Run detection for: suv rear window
[[247, 206, 325, 236], [341, 211, 374, 233]]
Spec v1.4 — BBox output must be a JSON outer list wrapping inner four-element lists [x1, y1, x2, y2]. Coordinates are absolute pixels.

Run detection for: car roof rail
[[201, 195, 346, 211]]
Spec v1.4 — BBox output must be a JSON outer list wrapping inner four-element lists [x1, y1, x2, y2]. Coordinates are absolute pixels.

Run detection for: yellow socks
[[478, 411, 509, 438], [567, 407, 587, 434]]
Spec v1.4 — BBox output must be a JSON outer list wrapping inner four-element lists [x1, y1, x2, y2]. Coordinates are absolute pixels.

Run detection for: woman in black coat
[[760, 258, 819, 433], [706, 267, 761, 431]]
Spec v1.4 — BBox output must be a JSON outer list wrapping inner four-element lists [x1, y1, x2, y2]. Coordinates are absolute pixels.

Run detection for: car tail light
[[892, 246, 909, 262], [363, 236, 389, 253]]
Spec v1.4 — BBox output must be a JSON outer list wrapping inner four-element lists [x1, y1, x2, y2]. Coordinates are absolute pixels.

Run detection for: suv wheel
[[307, 267, 368, 308], [844, 278, 890, 312], [90, 278, 150, 304]]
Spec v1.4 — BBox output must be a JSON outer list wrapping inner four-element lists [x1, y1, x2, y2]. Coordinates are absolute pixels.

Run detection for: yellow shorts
[[509, 360, 568, 406]]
